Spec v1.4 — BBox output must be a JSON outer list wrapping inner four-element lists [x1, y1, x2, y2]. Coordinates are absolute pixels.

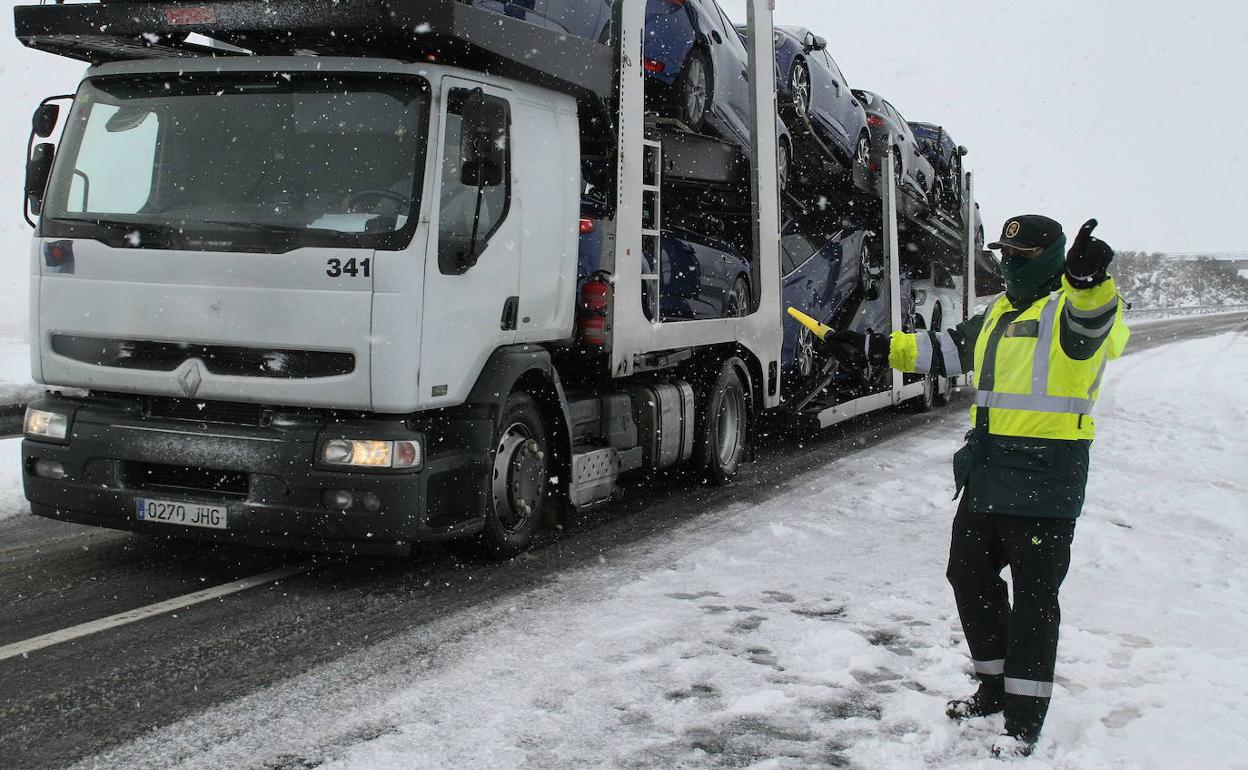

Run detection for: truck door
[[419, 80, 520, 408]]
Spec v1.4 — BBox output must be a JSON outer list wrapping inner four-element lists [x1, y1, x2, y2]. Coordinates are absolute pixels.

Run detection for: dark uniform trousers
[[947, 493, 1076, 733]]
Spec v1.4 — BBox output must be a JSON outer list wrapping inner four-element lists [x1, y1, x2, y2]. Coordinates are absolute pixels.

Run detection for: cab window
[[438, 88, 512, 275]]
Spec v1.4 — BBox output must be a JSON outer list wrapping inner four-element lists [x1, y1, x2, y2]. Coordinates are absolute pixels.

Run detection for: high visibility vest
[[971, 285, 1129, 442]]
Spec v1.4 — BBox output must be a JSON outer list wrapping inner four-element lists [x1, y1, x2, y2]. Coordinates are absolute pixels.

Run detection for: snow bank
[[0, 438, 27, 521], [73, 333, 1248, 770]]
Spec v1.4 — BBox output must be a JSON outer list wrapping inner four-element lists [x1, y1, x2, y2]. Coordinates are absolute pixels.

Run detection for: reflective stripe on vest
[[939, 330, 964, 376], [976, 391, 1094, 415], [915, 332, 934, 374], [978, 295, 1096, 418], [971, 287, 1123, 440]]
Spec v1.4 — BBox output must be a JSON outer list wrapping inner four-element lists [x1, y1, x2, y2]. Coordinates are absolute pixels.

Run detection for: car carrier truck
[[15, 0, 984, 557]]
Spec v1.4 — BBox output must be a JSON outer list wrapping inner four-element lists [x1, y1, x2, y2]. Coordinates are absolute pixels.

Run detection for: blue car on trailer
[[578, 199, 752, 324], [738, 25, 871, 175], [780, 215, 915, 390], [468, 0, 789, 176]]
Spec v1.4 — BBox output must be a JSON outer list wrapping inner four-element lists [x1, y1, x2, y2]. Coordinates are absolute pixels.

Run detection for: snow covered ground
[[64, 331, 1247, 770]]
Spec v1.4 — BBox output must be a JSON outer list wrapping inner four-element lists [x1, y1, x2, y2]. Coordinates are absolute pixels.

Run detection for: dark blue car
[[578, 200, 751, 324], [909, 122, 968, 216], [469, 0, 785, 167], [737, 25, 870, 174], [781, 216, 914, 386]]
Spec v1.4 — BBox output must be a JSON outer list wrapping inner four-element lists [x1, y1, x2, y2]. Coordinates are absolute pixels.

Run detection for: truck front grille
[[146, 398, 269, 426], [51, 335, 355, 379], [123, 461, 249, 499]]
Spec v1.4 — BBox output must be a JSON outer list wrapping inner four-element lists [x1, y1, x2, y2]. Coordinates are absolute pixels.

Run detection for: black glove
[[823, 330, 890, 367], [1065, 218, 1114, 288]]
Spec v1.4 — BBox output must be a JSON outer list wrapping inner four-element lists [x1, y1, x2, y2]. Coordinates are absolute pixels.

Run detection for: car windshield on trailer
[[909, 122, 939, 152], [41, 71, 431, 252]]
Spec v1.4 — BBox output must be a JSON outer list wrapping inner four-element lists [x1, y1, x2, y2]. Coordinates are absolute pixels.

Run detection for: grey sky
[[722, 0, 1248, 254], [2, 0, 1244, 331]]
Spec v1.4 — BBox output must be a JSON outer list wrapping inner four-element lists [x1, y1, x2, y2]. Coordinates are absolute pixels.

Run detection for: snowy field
[[64, 331, 1247, 770]]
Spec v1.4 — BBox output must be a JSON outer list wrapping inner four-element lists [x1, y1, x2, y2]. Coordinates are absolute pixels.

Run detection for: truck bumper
[[21, 397, 491, 556]]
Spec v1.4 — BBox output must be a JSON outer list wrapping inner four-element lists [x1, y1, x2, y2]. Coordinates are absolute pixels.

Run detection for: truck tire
[[695, 359, 749, 485], [473, 393, 549, 559]]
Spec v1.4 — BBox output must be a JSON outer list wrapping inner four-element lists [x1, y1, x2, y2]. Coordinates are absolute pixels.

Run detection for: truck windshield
[[41, 71, 430, 252]]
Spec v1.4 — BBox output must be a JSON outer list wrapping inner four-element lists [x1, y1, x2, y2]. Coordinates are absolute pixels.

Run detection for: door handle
[[711, 31, 723, 44], [500, 296, 519, 331]]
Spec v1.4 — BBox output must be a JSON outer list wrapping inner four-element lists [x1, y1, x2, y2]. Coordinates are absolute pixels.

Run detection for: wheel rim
[[685, 55, 709, 125], [791, 63, 810, 114], [893, 149, 903, 185], [491, 422, 545, 534], [715, 385, 746, 467], [796, 327, 814, 378], [855, 135, 870, 169], [778, 141, 790, 191], [728, 279, 750, 317]]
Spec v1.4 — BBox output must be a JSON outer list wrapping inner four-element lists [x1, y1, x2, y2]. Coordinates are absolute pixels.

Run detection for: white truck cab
[[34, 57, 580, 414]]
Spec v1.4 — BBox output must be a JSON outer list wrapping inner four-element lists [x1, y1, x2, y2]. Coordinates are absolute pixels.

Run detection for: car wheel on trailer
[[473, 392, 548, 559], [789, 59, 811, 116], [854, 131, 870, 170], [778, 137, 792, 194], [931, 177, 945, 213], [695, 358, 750, 485], [726, 276, 751, 318], [671, 48, 712, 130], [931, 305, 952, 406]]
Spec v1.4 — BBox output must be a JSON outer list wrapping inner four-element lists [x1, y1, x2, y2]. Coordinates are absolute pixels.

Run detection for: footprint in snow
[[1102, 705, 1143, 729], [791, 604, 847, 621], [665, 590, 724, 601], [761, 590, 798, 603]]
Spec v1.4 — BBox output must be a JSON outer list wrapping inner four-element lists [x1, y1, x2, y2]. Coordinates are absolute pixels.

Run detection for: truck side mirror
[[32, 103, 60, 139], [460, 92, 507, 187], [813, 35, 828, 51], [26, 142, 55, 217]]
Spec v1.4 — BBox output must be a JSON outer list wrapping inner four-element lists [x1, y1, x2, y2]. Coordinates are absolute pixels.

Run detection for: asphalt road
[[0, 312, 1243, 770]]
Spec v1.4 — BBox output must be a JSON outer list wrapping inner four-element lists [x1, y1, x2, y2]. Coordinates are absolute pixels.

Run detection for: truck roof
[[14, 0, 614, 107]]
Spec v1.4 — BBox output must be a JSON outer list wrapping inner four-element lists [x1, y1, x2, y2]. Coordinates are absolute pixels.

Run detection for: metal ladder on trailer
[[639, 138, 663, 323], [603, 0, 783, 407]]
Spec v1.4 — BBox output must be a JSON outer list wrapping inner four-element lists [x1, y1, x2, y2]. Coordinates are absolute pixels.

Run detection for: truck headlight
[[321, 438, 422, 470], [24, 407, 70, 442]]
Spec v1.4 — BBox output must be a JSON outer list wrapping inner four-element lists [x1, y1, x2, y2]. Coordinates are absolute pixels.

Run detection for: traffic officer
[[819, 216, 1128, 757]]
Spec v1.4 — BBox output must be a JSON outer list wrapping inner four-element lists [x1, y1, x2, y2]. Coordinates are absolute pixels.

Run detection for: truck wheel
[[695, 359, 750, 485], [476, 393, 548, 559]]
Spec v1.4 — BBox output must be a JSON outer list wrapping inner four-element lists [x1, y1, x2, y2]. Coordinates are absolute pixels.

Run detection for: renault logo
[[177, 362, 203, 398]]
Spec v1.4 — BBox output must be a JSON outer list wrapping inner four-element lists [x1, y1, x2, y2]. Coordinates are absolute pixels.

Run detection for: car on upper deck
[[469, 0, 793, 190], [909, 121, 968, 217], [738, 25, 870, 175], [851, 89, 935, 208]]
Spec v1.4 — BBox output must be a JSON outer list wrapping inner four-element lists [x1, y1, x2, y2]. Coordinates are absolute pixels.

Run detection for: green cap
[[988, 214, 1064, 250]]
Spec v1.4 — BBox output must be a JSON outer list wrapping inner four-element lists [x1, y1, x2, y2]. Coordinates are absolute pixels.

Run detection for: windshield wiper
[[197, 219, 309, 235]]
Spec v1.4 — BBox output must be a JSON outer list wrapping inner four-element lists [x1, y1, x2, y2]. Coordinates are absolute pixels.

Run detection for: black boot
[[946, 675, 1004, 721], [991, 695, 1047, 757]]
